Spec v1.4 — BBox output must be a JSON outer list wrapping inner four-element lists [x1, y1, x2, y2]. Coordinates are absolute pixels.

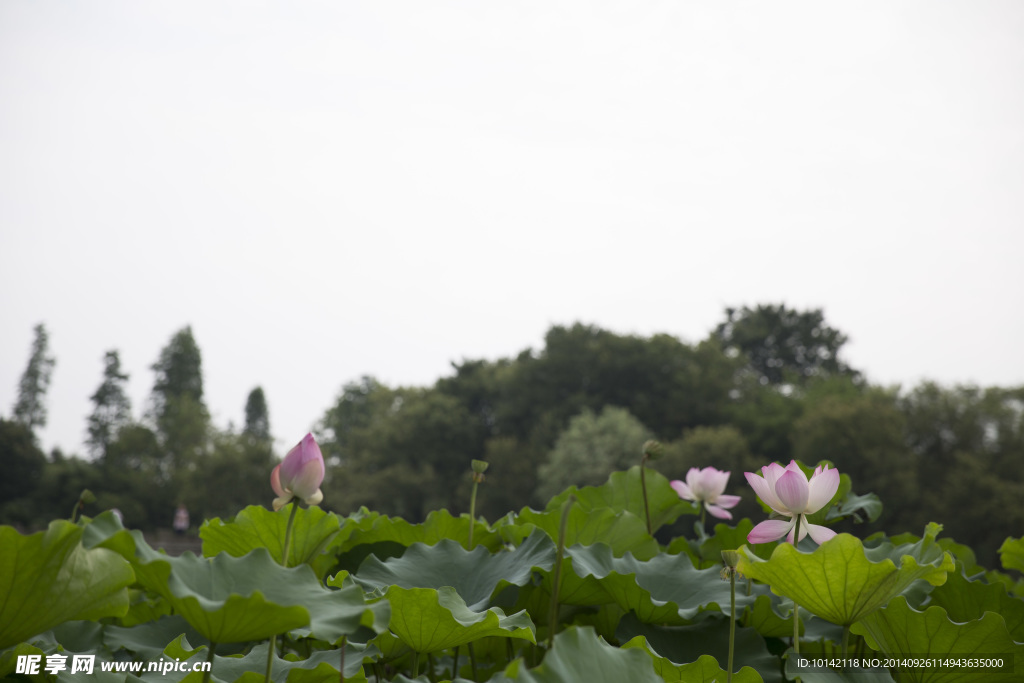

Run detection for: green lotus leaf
[[746, 594, 793, 638], [621, 637, 764, 683], [339, 508, 502, 554], [290, 583, 391, 644], [696, 519, 775, 568], [546, 466, 697, 533], [502, 506, 659, 559], [616, 613, 782, 683], [494, 626, 661, 683], [117, 588, 173, 627], [561, 543, 759, 624], [824, 490, 883, 524], [737, 531, 954, 627], [353, 529, 556, 610], [105, 615, 206, 662], [0, 520, 134, 649], [1000, 536, 1024, 574], [851, 596, 1024, 683], [200, 505, 343, 577], [122, 535, 374, 644], [926, 570, 1024, 640], [0, 643, 46, 680], [383, 586, 535, 653]]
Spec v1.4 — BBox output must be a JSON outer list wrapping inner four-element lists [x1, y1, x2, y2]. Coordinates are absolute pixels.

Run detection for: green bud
[[721, 550, 740, 568], [80, 489, 96, 504], [642, 440, 663, 461], [471, 459, 489, 474]]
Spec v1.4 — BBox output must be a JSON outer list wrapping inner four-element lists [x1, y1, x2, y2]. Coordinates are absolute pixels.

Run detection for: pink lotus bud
[[271, 433, 325, 511]]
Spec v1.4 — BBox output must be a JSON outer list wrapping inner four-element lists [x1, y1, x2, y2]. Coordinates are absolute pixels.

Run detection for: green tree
[[183, 430, 276, 522], [100, 423, 169, 528], [148, 326, 209, 481], [0, 418, 48, 525], [536, 406, 653, 502], [713, 304, 857, 386], [243, 387, 271, 443], [496, 324, 737, 447], [792, 386, 914, 528], [12, 323, 56, 438], [86, 350, 132, 458]]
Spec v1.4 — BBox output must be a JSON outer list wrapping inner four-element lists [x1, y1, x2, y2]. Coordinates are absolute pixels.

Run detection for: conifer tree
[[12, 323, 56, 439], [86, 350, 132, 458]]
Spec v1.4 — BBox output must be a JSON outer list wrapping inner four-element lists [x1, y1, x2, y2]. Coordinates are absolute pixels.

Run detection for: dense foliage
[[3, 306, 1023, 567], [1, 462, 1022, 682]]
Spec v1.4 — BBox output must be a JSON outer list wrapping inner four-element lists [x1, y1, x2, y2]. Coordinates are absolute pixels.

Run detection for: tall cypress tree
[[149, 326, 209, 477], [243, 387, 271, 443], [12, 323, 56, 439], [86, 350, 132, 458]]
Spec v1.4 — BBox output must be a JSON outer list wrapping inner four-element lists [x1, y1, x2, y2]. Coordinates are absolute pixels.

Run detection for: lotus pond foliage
[[2, 440, 1023, 683]]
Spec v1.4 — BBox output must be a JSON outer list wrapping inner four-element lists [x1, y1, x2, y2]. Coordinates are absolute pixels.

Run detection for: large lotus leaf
[[925, 570, 1024, 640], [105, 615, 206, 661], [290, 583, 391, 644], [502, 506, 659, 559], [737, 531, 953, 627], [384, 586, 535, 653], [0, 520, 134, 649], [851, 596, 1024, 683], [696, 519, 776, 568], [561, 543, 758, 624], [616, 613, 782, 683], [825, 490, 883, 524], [339, 508, 502, 554], [621, 637, 764, 682], [132, 634, 371, 683], [546, 467, 697, 533], [494, 626, 661, 683], [118, 588, 172, 627], [200, 505, 343, 577], [353, 529, 556, 610], [1001, 537, 1024, 574], [746, 594, 794, 639], [124, 535, 380, 644]]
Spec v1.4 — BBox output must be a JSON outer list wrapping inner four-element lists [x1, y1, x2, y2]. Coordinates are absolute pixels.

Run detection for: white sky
[[2, 1, 1023, 457]]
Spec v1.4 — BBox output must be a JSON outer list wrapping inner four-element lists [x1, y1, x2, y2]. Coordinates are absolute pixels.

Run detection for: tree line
[[3, 305, 1022, 565]]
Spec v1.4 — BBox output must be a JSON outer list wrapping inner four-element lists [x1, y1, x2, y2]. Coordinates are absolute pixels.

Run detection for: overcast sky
[[2, 1, 1022, 458]]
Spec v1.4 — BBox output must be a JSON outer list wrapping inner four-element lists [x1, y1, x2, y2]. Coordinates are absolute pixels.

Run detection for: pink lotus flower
[[271, 433, 325, 511], [670, 467, 742, 520], [744, 461, 839, 545]]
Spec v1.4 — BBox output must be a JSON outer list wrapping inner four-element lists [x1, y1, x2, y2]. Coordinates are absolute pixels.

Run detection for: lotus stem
[[469, 643, 479, 680], [452, 646, 460, 678], [548, 495, 575, 649], [411, 651, 420, 678], [842, 625, 850, 660], [728, 569, 736, 682], [469, 480, 479, 549], [640, 454, 652, 535], [792, 513, 802, 656], [202, 642, 216, 683], [340, 635, 346, 683], [282, 500, 300, 568], [265, 636, 276, 683]]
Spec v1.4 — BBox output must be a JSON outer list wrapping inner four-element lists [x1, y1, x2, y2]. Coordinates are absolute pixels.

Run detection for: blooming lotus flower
[[670, 467, 741, 520], [744, 461, 839, 545], [271, 433, 325, 511]]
